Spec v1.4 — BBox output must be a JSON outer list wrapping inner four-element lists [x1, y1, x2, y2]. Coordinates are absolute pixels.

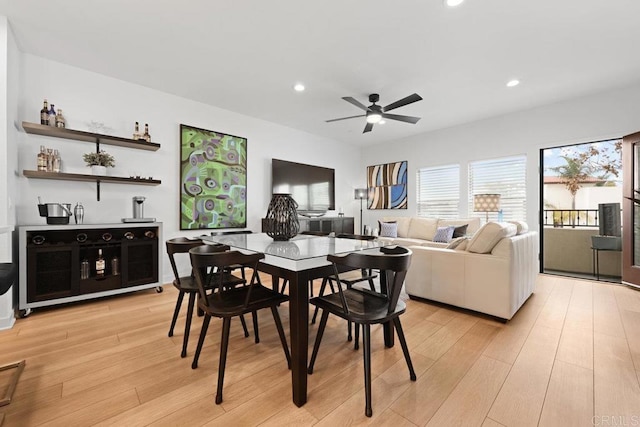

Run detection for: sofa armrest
[[406, 246, 467, 306]]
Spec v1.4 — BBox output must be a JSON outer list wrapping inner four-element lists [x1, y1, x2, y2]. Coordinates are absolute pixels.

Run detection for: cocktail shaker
[[74, 202, 84, 224]]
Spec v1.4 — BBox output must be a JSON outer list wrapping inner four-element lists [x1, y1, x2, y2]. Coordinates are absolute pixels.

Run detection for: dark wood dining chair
[[189, 245, 291, 404], [311, 233, 378, 346], [307, 246, 416, 417], [166, 237, 246, 357]]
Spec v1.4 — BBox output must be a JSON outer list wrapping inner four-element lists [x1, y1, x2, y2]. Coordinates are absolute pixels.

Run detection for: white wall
[[360, 82, 640, 232], [16, 54, 361, 284]]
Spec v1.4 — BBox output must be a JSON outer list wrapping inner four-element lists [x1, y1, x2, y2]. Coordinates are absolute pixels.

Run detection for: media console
[[18, 222, 163, 315], [261, 216, 354, 235]]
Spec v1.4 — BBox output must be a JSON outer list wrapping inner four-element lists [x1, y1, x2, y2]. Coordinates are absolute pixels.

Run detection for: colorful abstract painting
[[180, 124, 247, 229], [366, 161, 408, 209]]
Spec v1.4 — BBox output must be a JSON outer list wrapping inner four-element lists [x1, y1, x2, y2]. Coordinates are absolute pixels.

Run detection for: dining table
[[201, 232, 390, 407]]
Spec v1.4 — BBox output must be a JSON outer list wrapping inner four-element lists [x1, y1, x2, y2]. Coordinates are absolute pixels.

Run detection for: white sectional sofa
[[376, 216, 482, 248], [403, 221, 538, 321]]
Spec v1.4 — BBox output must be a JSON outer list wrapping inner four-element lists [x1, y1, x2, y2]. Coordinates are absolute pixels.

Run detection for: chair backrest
[[166, 237, 207, 284], [327, 247, 412, 313], [336, 233, 376, 241], [189, 245, 265, 308]]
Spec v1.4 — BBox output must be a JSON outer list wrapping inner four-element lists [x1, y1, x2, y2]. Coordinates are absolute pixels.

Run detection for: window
[[416, 164, 460, 218], [468, 155, 526, 221]]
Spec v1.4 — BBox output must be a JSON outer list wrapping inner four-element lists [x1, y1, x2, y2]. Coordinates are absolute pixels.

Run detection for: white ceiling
[[2, 0, 640, 147]]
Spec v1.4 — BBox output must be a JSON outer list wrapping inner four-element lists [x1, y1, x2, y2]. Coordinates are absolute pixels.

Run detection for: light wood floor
[[1, 274, 640, 426]]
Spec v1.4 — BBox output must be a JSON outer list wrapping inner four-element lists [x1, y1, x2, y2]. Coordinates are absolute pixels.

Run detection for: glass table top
[[202, 233, 385, 261]]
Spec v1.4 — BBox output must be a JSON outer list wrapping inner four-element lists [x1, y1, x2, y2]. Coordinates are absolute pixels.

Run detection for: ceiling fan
[[326, 93, 423, 133]]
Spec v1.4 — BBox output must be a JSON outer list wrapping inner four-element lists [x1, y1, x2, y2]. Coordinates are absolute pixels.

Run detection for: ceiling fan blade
[[363, 122, 374, 133], [382, 113, 421, 124], [342, 96, 370, 111], [383, 93, 423, 112], [325, 114, 366, 123]]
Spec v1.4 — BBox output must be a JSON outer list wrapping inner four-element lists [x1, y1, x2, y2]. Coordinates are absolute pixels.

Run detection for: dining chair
[[166, 237, 247, 357], [311, 233, 378, 346], [307, 246, 416, 417], [189, 245, 291, 404]]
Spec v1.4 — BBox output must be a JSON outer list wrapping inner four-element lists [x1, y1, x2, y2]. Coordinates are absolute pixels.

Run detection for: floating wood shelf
[[22, 121, 160, 151], [23, 170, 161, 201]]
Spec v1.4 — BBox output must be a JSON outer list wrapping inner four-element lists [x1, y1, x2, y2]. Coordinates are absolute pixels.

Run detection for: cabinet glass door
[[622, 130, 640, 288]]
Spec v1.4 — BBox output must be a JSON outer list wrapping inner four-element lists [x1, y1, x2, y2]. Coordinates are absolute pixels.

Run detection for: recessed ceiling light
[[506, 79, 520, 87], [293, 83, 305, 92], [445, 0, 464, 7]]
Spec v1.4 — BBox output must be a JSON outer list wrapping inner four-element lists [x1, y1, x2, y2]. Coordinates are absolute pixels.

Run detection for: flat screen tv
[[271, 159, 335, 216]]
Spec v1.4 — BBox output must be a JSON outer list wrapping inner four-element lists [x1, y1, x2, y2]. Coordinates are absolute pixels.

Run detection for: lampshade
[[473, 194, 501, 212], [366, 112, 382, 124], [354, 188, 368, 199]]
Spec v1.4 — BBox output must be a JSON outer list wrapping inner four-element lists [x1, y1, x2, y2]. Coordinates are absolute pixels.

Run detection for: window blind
[[468, 155, 527, 221], [416, 164, 460, 219]]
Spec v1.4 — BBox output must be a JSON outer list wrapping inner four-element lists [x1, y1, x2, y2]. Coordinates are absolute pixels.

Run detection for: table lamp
[[473, 193, 501, 222], [354, 188, 368, 234]]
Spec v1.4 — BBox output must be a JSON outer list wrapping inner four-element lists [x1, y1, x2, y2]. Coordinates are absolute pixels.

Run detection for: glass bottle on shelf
[[55, 109, 66, 128], [96, 249, 105, 277], [80, 258, 90, 280], [133, 122, 140, 140], [37, 145, 47, 171], [40, 99, 49, 125], [46, 148, 54, 172], [111, 256, 120, 276], [48, 104, 56, 127], [52, 149, 61, 173], [143, 123, 150, 142]]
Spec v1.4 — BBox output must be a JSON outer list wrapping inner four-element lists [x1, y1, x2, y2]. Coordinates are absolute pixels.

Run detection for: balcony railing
[[542, 209, 599, 228]]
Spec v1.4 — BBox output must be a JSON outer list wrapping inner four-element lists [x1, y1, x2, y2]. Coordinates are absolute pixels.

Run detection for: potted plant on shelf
[[83, 150, 115, 176]]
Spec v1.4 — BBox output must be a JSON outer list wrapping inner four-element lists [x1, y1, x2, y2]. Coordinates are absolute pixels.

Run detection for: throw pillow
[[432, 226, 455, 243], [452, 224, 468, 238], [379, 221, 398, 238], [508, 220, 529, 235], [446, 236, 468, 250], [466, 222, 517, 254]]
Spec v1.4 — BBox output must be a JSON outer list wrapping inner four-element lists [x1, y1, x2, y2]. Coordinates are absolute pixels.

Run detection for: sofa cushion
[[466, 222, 517, 254], [382, 217, 411, 238], [407, 217, 439, 240], [379, 221, 398, 238], [509, 220, 529, 235], [433, 226, 455, 243]]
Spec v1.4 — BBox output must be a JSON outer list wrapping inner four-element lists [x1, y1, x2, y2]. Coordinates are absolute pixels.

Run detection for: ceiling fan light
[[366, 113, 382, 124]]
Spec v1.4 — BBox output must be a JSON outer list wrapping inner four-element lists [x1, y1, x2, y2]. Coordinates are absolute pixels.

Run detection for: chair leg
[[311, 277, 329, 324], [168, 290, 185, 337], [271, 306, 291, 368], [252, 311, 260, 343], [239, 314, 250, 338], [362, 323, 372, 417], [191, 314, 211, 369], [354, 323, 360, 350], [308, 309, 329, 374], [280, 279, 288, 294], [348, 321, 353, 342], [181, 292, 196, 358], [393, 317, 417, 381], [215, 317, 232, 404]]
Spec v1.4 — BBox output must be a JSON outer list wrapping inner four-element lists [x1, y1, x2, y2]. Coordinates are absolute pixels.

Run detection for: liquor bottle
[[55, 109, 66, 128], [143, 123, 150, 142], [96, 249, 105, 277], [40, 99, 49, 125], [52, 149, 61, 172], [48, 104, 56, 127], [133, 122, 140, 140], [37, 145, 47, 171], [46, 148, 54, 172]]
